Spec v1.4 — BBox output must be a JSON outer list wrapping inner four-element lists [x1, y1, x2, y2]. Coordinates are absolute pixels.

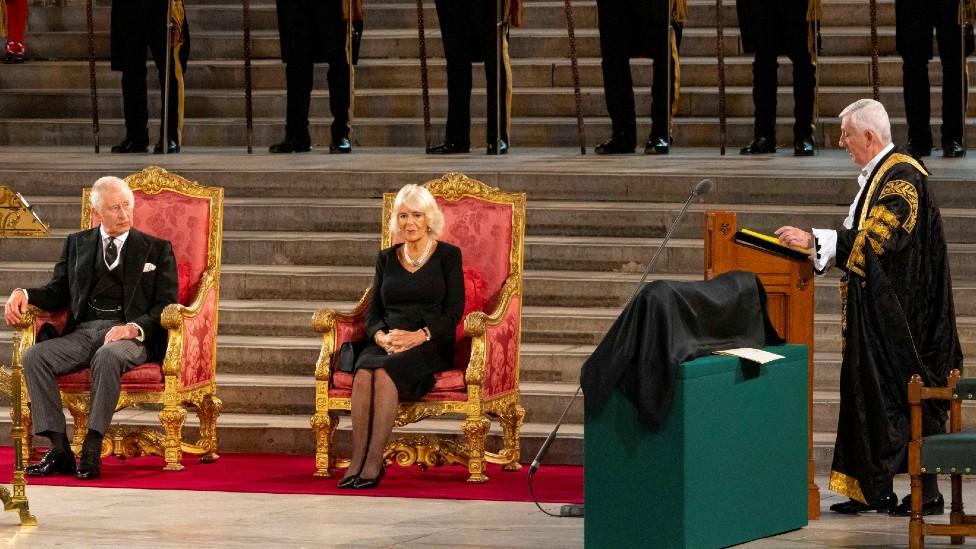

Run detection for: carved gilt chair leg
[[311, 411, 339, 477], [159, 403, 187, 471], [196, 394, 222, 463], [499, 402, 525, 471], [462, 415, 490, 483], [67, 406, 89, 455], [17, 402, 33, 462]]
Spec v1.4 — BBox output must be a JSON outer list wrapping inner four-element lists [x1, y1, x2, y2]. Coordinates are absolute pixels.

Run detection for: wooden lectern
[[704, 210, 820, 520]]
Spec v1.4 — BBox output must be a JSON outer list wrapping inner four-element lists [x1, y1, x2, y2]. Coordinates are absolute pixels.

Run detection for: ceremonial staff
[[666, 0, 675, 154], [162, 0, 174, 154], [563, 0, 585, 154], [345, 0, 356, 149], [494, 0, 503, 155], [716, 0, 726, 154], [416, 0, 432, 152], [243, 0, 254, 153], [960, 0, 972, 152], [869, 0, 880, 100], [85, 0, 100, 153], [809, 0, 822, 148]]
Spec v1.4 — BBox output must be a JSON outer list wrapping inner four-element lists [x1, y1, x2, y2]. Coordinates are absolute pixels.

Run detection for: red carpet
[[0, 447, 582, 504]]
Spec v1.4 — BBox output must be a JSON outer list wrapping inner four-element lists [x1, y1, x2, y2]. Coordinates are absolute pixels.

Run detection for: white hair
[[90, 176, 134, 212], [839, 99, 892, 145], [388, 184, 445, 239]]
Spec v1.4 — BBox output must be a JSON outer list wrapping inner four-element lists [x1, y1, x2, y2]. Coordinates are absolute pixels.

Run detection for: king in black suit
[[3, 177, 178, 480]]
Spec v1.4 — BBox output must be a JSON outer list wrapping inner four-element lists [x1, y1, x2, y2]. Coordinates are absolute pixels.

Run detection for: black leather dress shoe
[[25, 448, 75, 477], [268, 139, 311, 154], [942, 140, 966, 158], [110, 138, 149, 154], [594, 136, 635, 155], [336, 474, 359, 489], [794, 136, 816, 156], [329, 137, 352, 154], [75, 449, 101, 480], [644, 136, 670, 155], [428, 141, 470, 154], [740, 136, 776, 155], [829, 493, 897, 515], [352, 466, 384, 489], [907, 141, 932, 159], [890, 494, 945, 517], [153, 140, 180, 154], [487, 138, 509, 155]]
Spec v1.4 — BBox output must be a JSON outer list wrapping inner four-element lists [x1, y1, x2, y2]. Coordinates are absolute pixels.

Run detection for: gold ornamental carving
[[0, 187, 48, 238]]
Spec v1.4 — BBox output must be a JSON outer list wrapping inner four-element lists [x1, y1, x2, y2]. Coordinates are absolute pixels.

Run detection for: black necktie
[[104, 237, 118, 268]]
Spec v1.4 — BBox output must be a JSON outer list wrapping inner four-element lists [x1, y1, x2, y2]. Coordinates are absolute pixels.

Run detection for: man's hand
[[386, 329, 427, 355], [4, 289, 28, 326], [774, 226, 814, 250], [104, 324, 139, 344]]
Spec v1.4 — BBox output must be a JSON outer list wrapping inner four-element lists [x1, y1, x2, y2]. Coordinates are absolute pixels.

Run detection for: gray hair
[[388, 184, 445, 239], [839, 99, 892, 145], [90, 176, 135, 212]]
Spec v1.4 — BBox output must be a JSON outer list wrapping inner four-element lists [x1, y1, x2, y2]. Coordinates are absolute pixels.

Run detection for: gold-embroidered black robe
[[828, 147, 963, 504]]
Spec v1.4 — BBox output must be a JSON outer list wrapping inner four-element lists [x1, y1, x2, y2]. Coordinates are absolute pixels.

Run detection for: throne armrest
[[463, 276, 521, 395], [312, 288, 370, 382], [161, 272, 218, 385]]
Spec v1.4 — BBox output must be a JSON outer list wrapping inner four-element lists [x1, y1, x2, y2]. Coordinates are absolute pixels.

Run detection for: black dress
[[355, 242, 465, 400]]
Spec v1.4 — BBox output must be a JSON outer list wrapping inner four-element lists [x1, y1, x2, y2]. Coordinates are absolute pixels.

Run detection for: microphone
[[528, 178, 715, 515]]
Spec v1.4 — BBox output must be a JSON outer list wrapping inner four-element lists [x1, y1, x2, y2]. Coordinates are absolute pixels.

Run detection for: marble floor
[[0, 476, 971, 548]]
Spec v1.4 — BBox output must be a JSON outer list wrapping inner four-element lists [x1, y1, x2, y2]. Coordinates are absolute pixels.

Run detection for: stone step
[[3, 114, 975, 149], [20, 27, 901, 62], [3, 151, 976, 207], [28, 1, 900, 34], [7, 229, 976, 280], [0, 56, 953, 92], [6, 85, 976, 121], [813, 392, 976, 433], [0, 406, 584, 466], [18, 196, 976, 247]]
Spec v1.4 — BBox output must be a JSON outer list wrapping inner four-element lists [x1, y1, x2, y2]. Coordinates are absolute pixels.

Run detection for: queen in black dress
[[338, 184, 464, 489]]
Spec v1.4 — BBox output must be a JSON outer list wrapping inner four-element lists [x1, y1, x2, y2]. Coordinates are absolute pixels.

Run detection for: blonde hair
[[839, 99, 892, 145], [388, 184, 445, 239], [90, 176, 135, 213]]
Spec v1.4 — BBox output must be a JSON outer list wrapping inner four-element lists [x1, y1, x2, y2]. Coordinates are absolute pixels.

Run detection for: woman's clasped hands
[[374, 329, 427, 355]]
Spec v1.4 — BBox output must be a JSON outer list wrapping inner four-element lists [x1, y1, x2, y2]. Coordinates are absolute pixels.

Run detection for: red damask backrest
[[83, 168, 222, 306]]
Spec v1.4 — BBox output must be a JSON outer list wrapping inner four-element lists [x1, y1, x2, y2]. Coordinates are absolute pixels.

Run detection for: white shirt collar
[[99, 226, 130, 244], [858, 143, 894, 188]]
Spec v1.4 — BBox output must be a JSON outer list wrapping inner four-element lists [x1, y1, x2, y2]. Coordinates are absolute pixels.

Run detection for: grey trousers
[[22, 320, 147, 436]]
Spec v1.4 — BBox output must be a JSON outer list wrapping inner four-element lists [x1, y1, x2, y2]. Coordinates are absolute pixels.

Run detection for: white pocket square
[[143, 263, 156, 273]]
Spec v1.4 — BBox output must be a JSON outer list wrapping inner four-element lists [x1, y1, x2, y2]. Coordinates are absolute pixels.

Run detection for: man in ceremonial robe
[[777, 99, 962, 516], [594, 0, 684, 155], [736, 0, 817, 156], [110, 0, 189, 154], [270, 0, 363, 154], [3, 177, 178, 480], [897, 0, 973, 158], [429, 0, 522, 155]]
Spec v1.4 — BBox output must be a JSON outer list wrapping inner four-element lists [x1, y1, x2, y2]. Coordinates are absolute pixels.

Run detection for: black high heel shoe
[[337, 473, 360, 489], [352, 466, 385, 489]]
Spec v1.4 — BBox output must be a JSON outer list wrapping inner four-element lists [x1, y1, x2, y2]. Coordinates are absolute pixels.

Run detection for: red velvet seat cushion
[[59, 362, 165, 393]]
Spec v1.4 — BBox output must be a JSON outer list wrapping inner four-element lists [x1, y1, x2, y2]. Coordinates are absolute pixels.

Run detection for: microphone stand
[[528, 179, 714, 518]]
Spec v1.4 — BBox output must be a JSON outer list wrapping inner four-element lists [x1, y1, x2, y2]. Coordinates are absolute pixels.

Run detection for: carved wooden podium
[[704, 210, 820, 520]]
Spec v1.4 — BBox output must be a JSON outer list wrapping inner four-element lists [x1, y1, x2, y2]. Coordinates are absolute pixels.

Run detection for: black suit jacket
[[27, 227, 179, 362]]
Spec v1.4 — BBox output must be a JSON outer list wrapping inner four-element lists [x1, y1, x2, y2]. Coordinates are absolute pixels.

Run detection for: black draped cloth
[[827, 147, 962, 504], [581, 271, 783, 431]]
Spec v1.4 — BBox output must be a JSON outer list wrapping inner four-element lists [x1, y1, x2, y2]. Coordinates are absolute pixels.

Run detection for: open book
[[734, 228, 811, 261]]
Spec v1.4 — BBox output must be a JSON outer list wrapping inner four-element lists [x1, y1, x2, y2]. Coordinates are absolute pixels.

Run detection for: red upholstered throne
[[10, 167, 223, 471], [311, 173, 526, 482]]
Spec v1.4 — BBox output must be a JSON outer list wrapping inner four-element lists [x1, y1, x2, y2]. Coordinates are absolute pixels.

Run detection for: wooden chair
[[9, 166, 224, 471], [908, 369, 976, 548], [311, 172, 526, 482]]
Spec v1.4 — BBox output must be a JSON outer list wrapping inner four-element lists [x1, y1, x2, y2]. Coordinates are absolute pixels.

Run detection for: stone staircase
[[1, 0, 973, 148], [0, 151, 974, 474]]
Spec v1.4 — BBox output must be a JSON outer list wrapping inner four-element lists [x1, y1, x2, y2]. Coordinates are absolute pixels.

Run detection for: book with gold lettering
[[734, 228, 810, 261]]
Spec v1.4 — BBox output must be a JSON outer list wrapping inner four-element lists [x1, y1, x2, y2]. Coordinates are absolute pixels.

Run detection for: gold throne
[[311, 173, 526, 482], [10, 166, 224, 471]]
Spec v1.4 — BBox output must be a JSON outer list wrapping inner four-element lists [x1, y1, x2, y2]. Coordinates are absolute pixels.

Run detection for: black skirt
[[353, 336, 455, 401]]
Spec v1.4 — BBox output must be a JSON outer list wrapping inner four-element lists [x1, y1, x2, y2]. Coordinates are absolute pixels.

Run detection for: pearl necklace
[[402, 238, 433, 268]]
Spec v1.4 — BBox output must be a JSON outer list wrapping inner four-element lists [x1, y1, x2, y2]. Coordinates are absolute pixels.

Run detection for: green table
[[584, 344, 809, 548]]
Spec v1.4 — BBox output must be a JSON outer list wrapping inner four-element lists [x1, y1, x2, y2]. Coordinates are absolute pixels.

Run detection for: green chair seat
[[921, 433, 976, 474], [954, 378, 976, 400]]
